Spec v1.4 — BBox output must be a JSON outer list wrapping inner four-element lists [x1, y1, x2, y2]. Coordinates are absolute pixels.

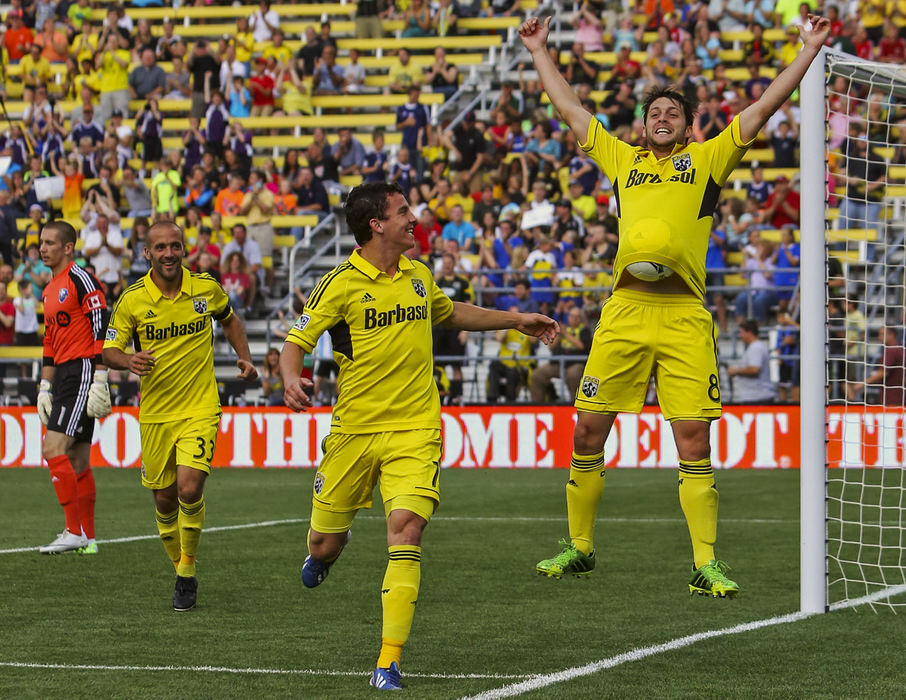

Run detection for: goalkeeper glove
[[86, 370, 112, 418], [37, 380, 53, 426]]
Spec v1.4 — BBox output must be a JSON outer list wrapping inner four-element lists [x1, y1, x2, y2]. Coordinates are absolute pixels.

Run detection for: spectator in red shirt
[[412, 207, 441, 257], [761, 174, 800, 229], [249, 58, 276, 116], [3, 9, 34, 62], [185, 226, 221, 272], [0, 282, 15, 347], [853, 24, 874, 60], [877, 21, 906, 63]]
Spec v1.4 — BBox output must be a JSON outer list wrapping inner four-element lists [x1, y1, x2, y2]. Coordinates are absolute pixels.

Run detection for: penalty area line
[[461, 583, 906, 700], [0, 661, 530, 681]]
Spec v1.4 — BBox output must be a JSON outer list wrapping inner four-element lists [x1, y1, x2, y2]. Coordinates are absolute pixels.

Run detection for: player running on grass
[[37, 220, 112, 555], [520, 13, 831, 596], [280, 182, 559, 691], [103, 221, 257, 611]]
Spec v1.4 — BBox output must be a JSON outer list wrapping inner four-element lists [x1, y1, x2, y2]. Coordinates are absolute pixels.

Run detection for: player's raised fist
[[519, 15, 552, 53]]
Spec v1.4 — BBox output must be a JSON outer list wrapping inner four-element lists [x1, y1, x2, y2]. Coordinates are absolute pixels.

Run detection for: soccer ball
[[624, 261, 675, 282]]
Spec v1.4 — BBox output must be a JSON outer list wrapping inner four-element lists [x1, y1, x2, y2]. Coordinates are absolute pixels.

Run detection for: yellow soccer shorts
[[309, 428, 442, 533], [575, 289, 722, 422], [139, 413, 222, 490]]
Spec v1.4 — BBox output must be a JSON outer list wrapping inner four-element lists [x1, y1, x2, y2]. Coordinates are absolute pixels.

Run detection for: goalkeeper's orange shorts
[[309, 428, 442, 533], [574, 288, 722, 422], [138, 413, 221, 489]]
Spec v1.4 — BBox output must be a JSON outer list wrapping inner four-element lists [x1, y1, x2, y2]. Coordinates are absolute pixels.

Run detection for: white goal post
[[801, 48, 906, 614]]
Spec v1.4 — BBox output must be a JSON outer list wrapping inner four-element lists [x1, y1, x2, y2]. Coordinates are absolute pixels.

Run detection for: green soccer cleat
[[77, 542, 98, 555], [689, 559, 739, 598], [536, 539, 595, 579]]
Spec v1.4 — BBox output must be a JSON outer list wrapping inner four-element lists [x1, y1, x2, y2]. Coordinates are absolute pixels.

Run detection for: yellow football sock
[[378, 544, 421, 667], [176, 496, 206, 578], [377, 638, 404, 671], [678, 459, 718, 569], [567, 450, 606, 555], [155, 508, 181, 570]]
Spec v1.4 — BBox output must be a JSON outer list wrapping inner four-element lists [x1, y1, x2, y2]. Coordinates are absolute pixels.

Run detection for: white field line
[[0, 661, 530, 680], [0, 515, 793, 555], [462, 583, 906, 700]]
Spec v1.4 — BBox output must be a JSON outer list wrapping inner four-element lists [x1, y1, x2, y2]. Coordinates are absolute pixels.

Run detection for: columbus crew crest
[[193, 296, 208, 314], [672, 153, 692, 172], [313, 471, 325, 495], [581, 375, 600, 398], [411, 278, 427, 298]]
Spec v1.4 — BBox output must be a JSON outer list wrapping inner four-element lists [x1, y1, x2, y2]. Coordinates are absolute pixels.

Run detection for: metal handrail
[[265, 213, 341, 348]]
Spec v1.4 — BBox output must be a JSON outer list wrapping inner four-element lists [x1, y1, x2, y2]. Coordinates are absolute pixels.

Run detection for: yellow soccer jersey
[[104, 270, 233, 423], [285, 249, 454, 434], [581, 115, 753, 300]]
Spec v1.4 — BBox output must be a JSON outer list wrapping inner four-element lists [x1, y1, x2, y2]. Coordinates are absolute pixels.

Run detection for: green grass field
[[0, 468, 902, 699]]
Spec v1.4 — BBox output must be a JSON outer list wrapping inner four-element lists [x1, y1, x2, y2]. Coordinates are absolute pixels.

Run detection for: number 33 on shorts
[[139, 414, 222, 489]]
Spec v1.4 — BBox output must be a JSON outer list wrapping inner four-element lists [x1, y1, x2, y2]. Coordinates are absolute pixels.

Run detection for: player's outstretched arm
[[519, 15, 592, 141], [738, 14, 830, 143], [221, 312, 258, 382], [279, 341, 314, 412], [441, 302, 560, 345]]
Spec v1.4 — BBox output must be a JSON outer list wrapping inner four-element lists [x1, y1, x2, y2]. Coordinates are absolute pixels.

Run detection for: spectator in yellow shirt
[[96, 30, 131, 122], [18, 43, 53, 95], [262, 29, 293, 65], [387, 48, 425, 94]]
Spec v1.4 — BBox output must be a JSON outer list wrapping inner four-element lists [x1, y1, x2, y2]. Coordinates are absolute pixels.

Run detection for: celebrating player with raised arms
[[280, 182, 559, 691], [37, 220, 112, 555], [103, 221, 258, 611], [520, 13, 830, 596]]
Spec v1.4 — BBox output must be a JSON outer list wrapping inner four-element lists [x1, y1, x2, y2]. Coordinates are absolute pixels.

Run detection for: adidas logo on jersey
[[360, 293, 376, 304], [145, 310, 156, 318]]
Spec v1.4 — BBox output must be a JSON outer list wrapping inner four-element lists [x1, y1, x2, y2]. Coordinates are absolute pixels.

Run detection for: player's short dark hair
[[43, 220, 78, 248], [346, 182, 406, 246], [739, 319, 759, 336], [641, 85, 698, 129]]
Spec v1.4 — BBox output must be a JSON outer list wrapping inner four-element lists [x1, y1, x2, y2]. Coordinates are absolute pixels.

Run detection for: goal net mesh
[[824, 51, 906, 611]]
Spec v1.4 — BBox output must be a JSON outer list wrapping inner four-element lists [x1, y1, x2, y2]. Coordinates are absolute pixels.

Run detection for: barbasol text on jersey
[[364, 301, 429, 329], [145, 319, 208, 340], [624, 168, 697, 188]]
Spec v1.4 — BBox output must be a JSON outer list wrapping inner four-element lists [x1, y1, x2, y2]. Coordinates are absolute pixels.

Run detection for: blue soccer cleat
[[369, 661, 402, 691], [301, 531, 350, 588], [301, 554, 332, 588]]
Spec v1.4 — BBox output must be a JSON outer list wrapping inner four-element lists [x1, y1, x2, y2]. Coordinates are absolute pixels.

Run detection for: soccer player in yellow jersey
[[102, 222, 258, 611], [280, 182, 559, 691], [521, 14, 831, 596]]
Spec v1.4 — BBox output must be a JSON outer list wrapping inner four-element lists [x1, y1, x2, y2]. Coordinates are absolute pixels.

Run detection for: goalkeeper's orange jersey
[[581, 114, 753, 301]]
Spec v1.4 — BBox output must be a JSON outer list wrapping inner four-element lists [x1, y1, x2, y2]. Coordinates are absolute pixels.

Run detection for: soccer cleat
[[301, 531, 350, 588], [535, 538, 596, 579], [369, 661, 402, 691], [77, 541, 98, 555], [689, 559, 740, 598], [39, 529, 88, 554], [173, 575, 198, 611]]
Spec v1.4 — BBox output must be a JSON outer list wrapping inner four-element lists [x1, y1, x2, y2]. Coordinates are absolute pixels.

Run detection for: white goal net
[[821, 51, 906, 611]]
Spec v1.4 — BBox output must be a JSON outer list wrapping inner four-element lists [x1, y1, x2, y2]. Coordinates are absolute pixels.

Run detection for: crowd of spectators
[[0, 0, 904, 404]]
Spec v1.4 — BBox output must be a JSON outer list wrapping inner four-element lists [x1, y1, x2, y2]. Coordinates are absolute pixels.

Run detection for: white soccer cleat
[[39, 529, 88, 554]]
